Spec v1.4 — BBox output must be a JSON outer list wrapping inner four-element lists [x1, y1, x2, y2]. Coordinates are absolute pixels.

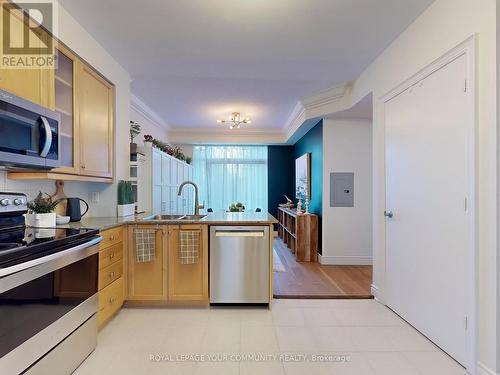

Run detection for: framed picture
[[295, 153, 310, 200]]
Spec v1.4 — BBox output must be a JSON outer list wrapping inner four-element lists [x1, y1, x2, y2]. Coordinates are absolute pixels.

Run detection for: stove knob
[[0, 198, 10, 206], [13, 198, 24, 206]]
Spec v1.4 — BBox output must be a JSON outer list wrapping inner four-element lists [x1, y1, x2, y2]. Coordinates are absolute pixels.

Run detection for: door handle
[[384, 210, 393, 218], [215, 231, 264, 237], [39, 116, 52, 157]]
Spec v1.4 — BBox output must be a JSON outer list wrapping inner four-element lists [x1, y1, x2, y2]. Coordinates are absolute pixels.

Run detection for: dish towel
[[135, 228, 156, 263], [179, 230, 200, 265]]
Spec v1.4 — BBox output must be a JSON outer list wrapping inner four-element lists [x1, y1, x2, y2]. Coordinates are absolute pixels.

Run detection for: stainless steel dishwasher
[[210, 226, 270, 304]]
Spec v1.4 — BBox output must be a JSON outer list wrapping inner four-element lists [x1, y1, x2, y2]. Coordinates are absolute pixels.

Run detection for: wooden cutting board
[[51, 180, 67, 216]]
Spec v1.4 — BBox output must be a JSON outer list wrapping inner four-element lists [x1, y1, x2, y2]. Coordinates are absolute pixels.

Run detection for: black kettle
[[64, 198, 89, 222]]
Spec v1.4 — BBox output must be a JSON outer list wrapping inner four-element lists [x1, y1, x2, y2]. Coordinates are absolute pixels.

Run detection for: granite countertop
[[60, 211, 277, 231]]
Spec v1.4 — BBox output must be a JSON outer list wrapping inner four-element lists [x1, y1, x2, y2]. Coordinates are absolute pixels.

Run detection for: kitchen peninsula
[[61, 211, 277, 328]]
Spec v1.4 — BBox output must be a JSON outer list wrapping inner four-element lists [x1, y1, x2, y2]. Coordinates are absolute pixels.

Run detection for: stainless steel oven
[[0, 90, 60, 169], [0, 193, 101, 374]]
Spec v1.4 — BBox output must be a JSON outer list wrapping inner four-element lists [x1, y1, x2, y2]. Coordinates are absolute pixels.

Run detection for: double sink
[[142, 214, 207, 221]]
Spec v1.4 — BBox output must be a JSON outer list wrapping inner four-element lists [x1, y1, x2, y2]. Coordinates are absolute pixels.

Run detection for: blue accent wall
[[267, 145, 295, 221], [267, 120, 323, 252], [293, 120, 323, 252], [294, 120, 323, 217]]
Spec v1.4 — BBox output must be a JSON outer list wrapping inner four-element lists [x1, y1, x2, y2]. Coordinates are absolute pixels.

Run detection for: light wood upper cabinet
[[127, 225, 168, 301], [53, 45, 78, 174], [167, 224, 208, 301], [6, 41, 115, 182], [0, 4, 55, 109], [78, 63, 114, 178]]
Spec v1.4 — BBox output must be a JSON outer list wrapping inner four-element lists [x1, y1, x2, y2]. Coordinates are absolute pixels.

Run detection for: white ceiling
[[60, 0, 433, 131]]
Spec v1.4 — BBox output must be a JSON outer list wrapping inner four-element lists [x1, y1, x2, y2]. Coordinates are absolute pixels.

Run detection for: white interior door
[[385, 54, 471, 366]]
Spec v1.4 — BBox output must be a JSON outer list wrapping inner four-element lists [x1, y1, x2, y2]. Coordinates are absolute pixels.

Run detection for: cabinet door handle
[[108, 297, 115, 304], [109, 253, 115, 259], [109, 271, 115, 278]]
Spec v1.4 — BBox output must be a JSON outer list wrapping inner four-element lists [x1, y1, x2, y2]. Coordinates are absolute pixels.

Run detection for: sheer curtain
[[193, 146, 268, 212]]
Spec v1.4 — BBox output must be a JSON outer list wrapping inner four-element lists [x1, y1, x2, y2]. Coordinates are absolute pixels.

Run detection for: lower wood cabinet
[[167, 225, 208, 302], [96, 223, 209, 327], [127, 224, 208, 304], [98, 277, 124, 327], [127, 225, 167, 301], [97, 227, 125, 328]]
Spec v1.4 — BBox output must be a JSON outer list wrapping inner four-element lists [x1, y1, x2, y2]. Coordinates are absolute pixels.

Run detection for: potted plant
[[26, 192, 59, 227], [229, 202, 245, 212], [117, 180, 135, 217], [130, 120, 141, 154], [144, 134, 153, 147]]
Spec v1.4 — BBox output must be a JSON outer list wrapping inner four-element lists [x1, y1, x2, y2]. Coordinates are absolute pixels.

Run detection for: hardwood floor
[[273, 237, 373, 298]]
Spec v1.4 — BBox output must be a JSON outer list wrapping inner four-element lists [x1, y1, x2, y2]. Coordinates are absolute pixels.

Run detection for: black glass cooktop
[[0, 226, 99, 269]]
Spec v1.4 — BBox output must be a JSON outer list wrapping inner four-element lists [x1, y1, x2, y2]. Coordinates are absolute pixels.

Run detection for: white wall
[[321, 119, 372, 265], [130, 95, 169, 147], [344, 0, 497, 372], [1, 2, 132, 217]]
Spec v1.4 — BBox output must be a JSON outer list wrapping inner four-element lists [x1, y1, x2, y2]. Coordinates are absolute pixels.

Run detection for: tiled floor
[[74, 299, 466, 375]]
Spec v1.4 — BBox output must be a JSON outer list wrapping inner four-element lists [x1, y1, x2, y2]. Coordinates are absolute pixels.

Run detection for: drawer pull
[[109, 253, 115, 259], [109, 271, 115, 278], [109, 235, 115, 241], [109, 297, 115, 304]]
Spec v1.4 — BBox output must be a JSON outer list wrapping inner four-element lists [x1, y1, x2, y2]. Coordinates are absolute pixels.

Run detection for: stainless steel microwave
[[0, 89, 60, 169]]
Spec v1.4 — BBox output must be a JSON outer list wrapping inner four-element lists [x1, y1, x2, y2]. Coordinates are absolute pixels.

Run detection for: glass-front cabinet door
[[54, 45, 77, 173]]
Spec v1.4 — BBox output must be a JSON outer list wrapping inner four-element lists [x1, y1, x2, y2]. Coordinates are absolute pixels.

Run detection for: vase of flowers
[[229, 202, 245, 212], [26, 192, 59, 227]]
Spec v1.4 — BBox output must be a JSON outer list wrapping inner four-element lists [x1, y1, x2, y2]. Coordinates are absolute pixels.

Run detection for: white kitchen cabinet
[[153, 151, 161, 186], [138, 146, 193, 215], [152, 185, 162, 214]]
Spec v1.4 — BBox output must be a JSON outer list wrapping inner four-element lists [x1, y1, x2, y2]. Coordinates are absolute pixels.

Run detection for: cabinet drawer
[[98, 277, 124, 327], [99, 243, 123, 270], [100, 227, 123, 250], [98, 261, 123, 290]]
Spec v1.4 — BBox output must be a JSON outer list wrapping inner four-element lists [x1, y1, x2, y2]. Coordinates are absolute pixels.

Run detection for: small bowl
[[56, 215, 71, 225]]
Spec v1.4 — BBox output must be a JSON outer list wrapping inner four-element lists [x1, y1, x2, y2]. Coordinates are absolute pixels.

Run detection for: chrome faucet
[[178, 181, 204, 215]]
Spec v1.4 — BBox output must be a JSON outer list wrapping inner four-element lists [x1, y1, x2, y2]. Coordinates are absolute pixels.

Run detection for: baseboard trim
[[370, 284, 380, 301], [477, 362, 499, 375], [318, 255, 372, 265]]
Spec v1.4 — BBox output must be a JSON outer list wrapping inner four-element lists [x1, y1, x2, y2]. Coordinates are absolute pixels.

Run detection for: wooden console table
[[277, 207, 318, 262]]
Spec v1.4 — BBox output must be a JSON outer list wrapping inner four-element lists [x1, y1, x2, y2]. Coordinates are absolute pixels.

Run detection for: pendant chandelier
[[216, 112, 252, 129]]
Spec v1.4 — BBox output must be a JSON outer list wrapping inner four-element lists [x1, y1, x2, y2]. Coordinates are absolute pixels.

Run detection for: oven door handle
[[0, 236, 102, 292], [39, 115, 52, 157]]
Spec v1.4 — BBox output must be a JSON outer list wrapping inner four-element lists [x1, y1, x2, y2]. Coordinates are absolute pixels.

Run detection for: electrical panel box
[[330, 172, 354, 207]]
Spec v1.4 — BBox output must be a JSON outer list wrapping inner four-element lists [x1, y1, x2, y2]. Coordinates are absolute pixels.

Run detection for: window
[[193, 145, 268, 212]]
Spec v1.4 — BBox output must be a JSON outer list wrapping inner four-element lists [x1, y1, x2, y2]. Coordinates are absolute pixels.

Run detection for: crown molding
[[168, 127, 286, 145], [284, 101, 307, 142], [132, 81, 356, 145], [301, 82, 351, 111], [283, 82, 352, 142], [130, 94, 170, 130]]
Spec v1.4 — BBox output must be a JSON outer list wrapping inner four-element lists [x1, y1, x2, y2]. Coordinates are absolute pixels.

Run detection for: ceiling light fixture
[[217, 112, 251, 129]]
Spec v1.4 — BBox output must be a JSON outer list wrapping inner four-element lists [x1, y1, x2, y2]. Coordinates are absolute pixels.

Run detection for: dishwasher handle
[[215, 230, 264, 238]]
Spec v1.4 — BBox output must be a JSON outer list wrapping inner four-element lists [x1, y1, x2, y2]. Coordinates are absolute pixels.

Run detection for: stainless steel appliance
[[0, 90, 60, 169], [210, 226, 270, 304], [0, 192, 101, 374]]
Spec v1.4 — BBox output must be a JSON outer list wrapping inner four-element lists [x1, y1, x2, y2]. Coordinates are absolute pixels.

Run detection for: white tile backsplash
[[0, 170, 117, 218]]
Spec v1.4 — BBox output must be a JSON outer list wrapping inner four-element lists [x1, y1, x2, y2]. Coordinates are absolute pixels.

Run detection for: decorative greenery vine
[[143, 135, 192, 164]]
